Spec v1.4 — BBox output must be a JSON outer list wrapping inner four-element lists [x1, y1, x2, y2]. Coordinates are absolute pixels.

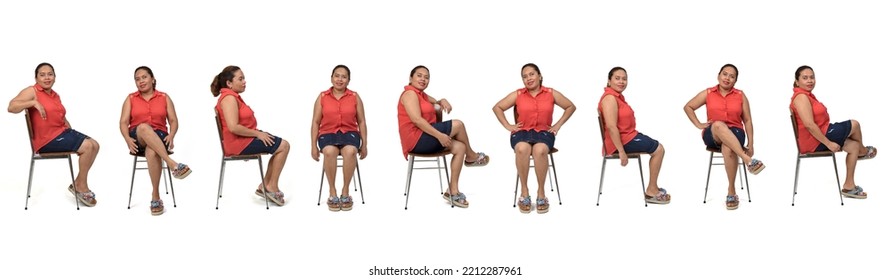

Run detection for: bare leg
[[145, 149, 163, 201], [721, 144, 738, 196], [74, 138, 99, 193], [321, 145, 340, 197], [259, 139, 290, 192], [341, 145, 358, 197], [846, 120, 869, 156], [710, 121, 752, 165], [135, 123, 179, 168], [531, 143, 549, 198], [644, 144, 665, 196], [842, 139, 864, 195], [448, 141, 467, 195], [514, 142, 532, 197], [448, 119, 482, 162]]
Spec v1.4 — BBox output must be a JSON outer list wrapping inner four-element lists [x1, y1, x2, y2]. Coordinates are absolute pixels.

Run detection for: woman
[[311, 65, 368, 212], [119, 66, 192, 215], [397, 65, 490, 208], [597, 66, 671, 204], [7, 62, 100, 207], [790, 65, 877, 199], [212, 65, 291, 206], [492, 63, 576, 214], [683, 64, 765, 210]]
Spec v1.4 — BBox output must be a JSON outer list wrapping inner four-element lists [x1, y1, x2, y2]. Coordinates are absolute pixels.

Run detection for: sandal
[[172, 163, 192, 179], [255, 187, 285, 206], [726, 195, 739, 210], [68, 184, 97, 207], [536, 197, 550, 214], [327, 196, 341, 212], [150, 200, 165, 216], [464, 152, 490, 167], [517, 196, 531, 214], [644, 188, 671, 204], [859, 146, 877, 160], [746, 159, 765, 175], [442, 192, 469, 208], [841, 186, 867, 199], [340, 195, 353, 211]]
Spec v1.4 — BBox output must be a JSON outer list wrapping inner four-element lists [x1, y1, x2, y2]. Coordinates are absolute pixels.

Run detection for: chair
[[23, 111, 79, 210], [403, 107, 453, 209], [316, 153, 366, 206], [510, 109, 562, 207], [213, 111, 271, 209], [789, 112, 843, 206], [127, 149, 176, 209], [595, 114, 649, 206], [702, 146, 751, 203]]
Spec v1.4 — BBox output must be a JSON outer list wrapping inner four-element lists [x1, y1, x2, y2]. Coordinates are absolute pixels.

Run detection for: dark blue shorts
[[410, 120, 453, 154], [129, 128, 169, 155], [623, 132, 660, 154], [239, 131, 283, 155], [38, 128, 90, 153], [318, 131, 362, 150], [702, 125, 746, 150], [815, 120, 852, 151], [510, 129, 555, 150]]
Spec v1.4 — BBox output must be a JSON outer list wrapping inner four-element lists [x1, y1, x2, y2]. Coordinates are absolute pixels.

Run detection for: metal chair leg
[[550, 153, 562, 205], [356, 161, 365, 204], [25, 158, 36, 210], [257, 157, 269, 210], [791, 157, 801, 206], [167, 166, 176, 207], [162, 161, 169, 194], [832, 154, 844, 206], [403, 156, 415, 210], [317, 165, 325, 205], [128, 156, 137, 209], [638, 157, 647, 207], [68, 155, 79, 210], [596, 157, 607, 206], [704, 152, 714, 203], [215, 159, 226, 209]]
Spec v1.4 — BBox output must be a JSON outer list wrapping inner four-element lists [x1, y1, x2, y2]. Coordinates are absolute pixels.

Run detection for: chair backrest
[[214, 110, 226, 153], [435, 104, 443, 123], [24, 111, 37, 154], [597, 113, 608, 155], [789, 110, 803, 154]]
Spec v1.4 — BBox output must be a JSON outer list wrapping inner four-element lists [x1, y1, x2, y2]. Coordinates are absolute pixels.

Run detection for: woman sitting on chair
[[790, 65, 877, 199], [311, 65, 368, 212], [212, 65, 291, 206], [397, 65, 490, 208], [682, 64, 764, 210], [492, 63, 575, 214], [119, 66, 192, 215], [598, 66, 671, 204]]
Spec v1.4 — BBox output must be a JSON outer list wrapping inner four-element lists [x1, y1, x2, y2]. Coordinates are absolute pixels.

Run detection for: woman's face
[[227, 70, 247, 93], [35, 65, 55, 90], [718, 67, 737, 90], [796, 68, 816, 91], [609, 69, 627, 93], [134, 69, 155, 93], [410, 68, 430, 91], [331, 67, 350, 91], [521, 66, 541, 90]]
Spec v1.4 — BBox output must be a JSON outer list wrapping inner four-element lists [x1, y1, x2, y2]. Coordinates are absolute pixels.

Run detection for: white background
[[1, 0, 887, 279]]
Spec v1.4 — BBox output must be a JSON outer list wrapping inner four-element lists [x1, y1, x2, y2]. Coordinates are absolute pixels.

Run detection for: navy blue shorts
[[623, 132, 660, 154], [510, 129, 555, 150], [239, 131, 283, 155], [410, 120, 453, 154], [702, 125, 746, 150], [318, 131, 362, 150], [129, 128, 169, 155], [815, 120, 852, 151], [38, 128, 90, 153]]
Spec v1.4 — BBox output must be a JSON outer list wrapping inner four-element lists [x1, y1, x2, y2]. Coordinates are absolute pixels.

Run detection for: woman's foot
[[725, 195, 739, 210], [464, 152, 490, 167], [517, 196, 531, 214], [842, 185, 867, 199], [644, 188, 671, 204], [150, 200, 165, 216]]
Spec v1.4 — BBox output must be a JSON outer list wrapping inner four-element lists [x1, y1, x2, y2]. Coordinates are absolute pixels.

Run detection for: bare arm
[[401, 90, 445, 138], [741, 93, 754, 148], [220, 95, 261, 138], [792, 94, 832, 146], [683, 89, 708, 129], [310, 94, 323, 149], [166, 95, 179, 139], [355, 93, 368, 150], [601, 95, 626, 155], [119, 96, 132, 141], [550, 89, 576, 129], [7, 87, 37, 114], [491, 91, 518, 130]]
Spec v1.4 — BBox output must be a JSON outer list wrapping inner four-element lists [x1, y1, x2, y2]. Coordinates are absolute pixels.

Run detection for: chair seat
[[408, 149, 452, 158], [130, 150, 174, 157], [800, 151, 835, 157], [33, 151, 75, 159], [550, 147, 559, 154], [604, 152, 644, 159], [225, 153, 267, 160]]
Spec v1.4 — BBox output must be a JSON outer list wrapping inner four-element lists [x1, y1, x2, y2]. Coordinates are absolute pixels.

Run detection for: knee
[[532, 144, 549, 157], [136, 123, 153, 134], [144, 148, 157, 159], [712, 121, 728, 131], [322, 146, 339, 157], [843, 139, 860, 152], [277, 139, 290, 153], [514, 143, 531, 156], [450, 141, 466, 154], [850, 119, 860, 131], [451, 119, 464, 132], [341, 146, 358, 157], [654, 143, 665, 155]]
